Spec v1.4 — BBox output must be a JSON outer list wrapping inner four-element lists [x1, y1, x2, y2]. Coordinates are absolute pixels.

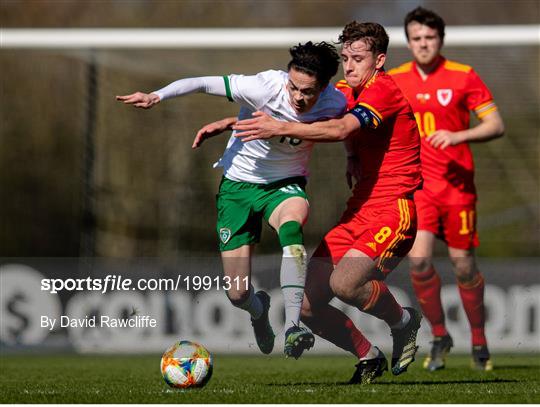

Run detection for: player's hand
[[346, 156, 361, 189], [427, 129, 464, 149], [192, 117, 236, 149], [232, 111, 282, 142], [116, 92, 160, 109]]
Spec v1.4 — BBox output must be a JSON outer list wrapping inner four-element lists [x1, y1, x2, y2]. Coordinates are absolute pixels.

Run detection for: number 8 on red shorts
[[314, 198, 417, 277]]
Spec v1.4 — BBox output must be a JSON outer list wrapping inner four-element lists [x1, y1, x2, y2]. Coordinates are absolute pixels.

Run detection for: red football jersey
[[335, 71, 422, 207], [389, 57, 498, 205]]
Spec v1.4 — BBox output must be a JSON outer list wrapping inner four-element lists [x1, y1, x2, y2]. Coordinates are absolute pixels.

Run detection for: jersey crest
[[219, 228, 232, 244], [437, 89, 453, 106]]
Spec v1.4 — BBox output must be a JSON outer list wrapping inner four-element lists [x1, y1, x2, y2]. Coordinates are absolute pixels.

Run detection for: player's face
[[286, 68, 324, 114], [406, 22, 443, 66], [341, 39, 386, 89]]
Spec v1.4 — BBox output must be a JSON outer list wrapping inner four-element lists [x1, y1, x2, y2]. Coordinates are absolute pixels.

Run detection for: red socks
[[303, 304, 372, 358], [411, 266, 448, 337], [361, 280, 403, 327], [412, 266, 487, 346], [458, 273, 487, 346]]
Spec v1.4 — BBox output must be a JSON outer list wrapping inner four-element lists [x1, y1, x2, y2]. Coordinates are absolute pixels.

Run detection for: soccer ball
[[160, 340, 213, 389]]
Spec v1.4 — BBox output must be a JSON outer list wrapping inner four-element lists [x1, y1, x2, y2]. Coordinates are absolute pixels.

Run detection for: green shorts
[[216, 176, 308, 251]]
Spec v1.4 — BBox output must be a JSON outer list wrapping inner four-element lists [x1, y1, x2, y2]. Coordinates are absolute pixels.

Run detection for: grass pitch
[[1, 353, 539, 403]]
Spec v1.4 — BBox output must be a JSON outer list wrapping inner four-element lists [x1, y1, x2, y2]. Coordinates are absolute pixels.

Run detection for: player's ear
[[375, 53, 386, 69]]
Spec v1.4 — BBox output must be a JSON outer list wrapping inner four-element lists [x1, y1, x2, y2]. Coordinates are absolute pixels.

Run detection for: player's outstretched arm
[[116, 92, 161, 109], [192, 117, 237, 149], [117, 76, 228, 109], [233, 111, 358, 143]]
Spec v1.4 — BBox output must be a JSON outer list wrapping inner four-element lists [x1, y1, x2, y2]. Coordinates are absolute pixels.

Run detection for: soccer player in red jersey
[[388, 7, 505, 371], [233, 22, 423, 384]]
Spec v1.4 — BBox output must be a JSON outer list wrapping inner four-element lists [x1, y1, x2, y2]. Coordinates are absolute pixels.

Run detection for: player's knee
[[329, 273, 355, 303], [278, 221, 304, 247], [409, 257, 432, 274], [329, 272, 341, 296], [454, 264, 478, 284], [450, 255, 477, 283]]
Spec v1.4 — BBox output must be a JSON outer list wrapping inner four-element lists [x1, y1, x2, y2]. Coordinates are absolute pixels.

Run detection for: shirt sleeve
[[225, 70, 281, 110], [153, 76, 226, 101], [464, 69, 498, 119], [346, 80, 400, 129]]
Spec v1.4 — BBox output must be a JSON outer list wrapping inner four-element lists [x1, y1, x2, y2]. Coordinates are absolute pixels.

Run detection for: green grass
[[1, 353, 539, 403]]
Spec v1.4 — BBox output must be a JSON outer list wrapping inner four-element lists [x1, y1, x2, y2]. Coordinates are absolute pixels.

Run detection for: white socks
[[280, 244, 307, 332], [360, 345, 381, 361]]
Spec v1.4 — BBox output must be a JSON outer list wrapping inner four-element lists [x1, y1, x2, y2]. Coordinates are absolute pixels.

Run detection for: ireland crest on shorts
[[219, 228, 231, 244]]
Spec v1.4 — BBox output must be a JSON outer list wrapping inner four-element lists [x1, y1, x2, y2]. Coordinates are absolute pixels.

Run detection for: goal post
[[2, 25, 539, 48]]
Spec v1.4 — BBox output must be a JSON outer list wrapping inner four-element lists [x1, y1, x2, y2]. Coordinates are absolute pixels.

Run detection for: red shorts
[[415, 190, 479, 250], [313, 198, 417, 277]]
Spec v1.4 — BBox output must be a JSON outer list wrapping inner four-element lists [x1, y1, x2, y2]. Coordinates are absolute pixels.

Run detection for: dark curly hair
[[404, 7, 445, 41], [338, 21, 389, 55], [287, 41, 340, 87]]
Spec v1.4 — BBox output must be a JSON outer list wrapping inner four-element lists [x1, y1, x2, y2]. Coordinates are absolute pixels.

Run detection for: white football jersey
[[214, 70, 346, 183]]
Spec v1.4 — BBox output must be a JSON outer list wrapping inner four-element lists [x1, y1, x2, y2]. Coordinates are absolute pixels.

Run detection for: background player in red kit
[[389, 7, 505, 371], [233, 22, 423, 384]]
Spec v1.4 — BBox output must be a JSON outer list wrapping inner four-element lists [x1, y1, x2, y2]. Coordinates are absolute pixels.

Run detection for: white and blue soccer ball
[[160, 340, 213, 388]]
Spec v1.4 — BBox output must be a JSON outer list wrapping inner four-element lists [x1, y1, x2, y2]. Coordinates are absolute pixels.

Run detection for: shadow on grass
[[377, 378, 518, 385], [267, 378, 519, 387], [267, 381, 351, 387], [493, 365, 540, 370]]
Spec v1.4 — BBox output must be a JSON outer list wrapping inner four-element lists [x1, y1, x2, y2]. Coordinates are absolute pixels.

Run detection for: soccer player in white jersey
[[117, 42, 346, 358]]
